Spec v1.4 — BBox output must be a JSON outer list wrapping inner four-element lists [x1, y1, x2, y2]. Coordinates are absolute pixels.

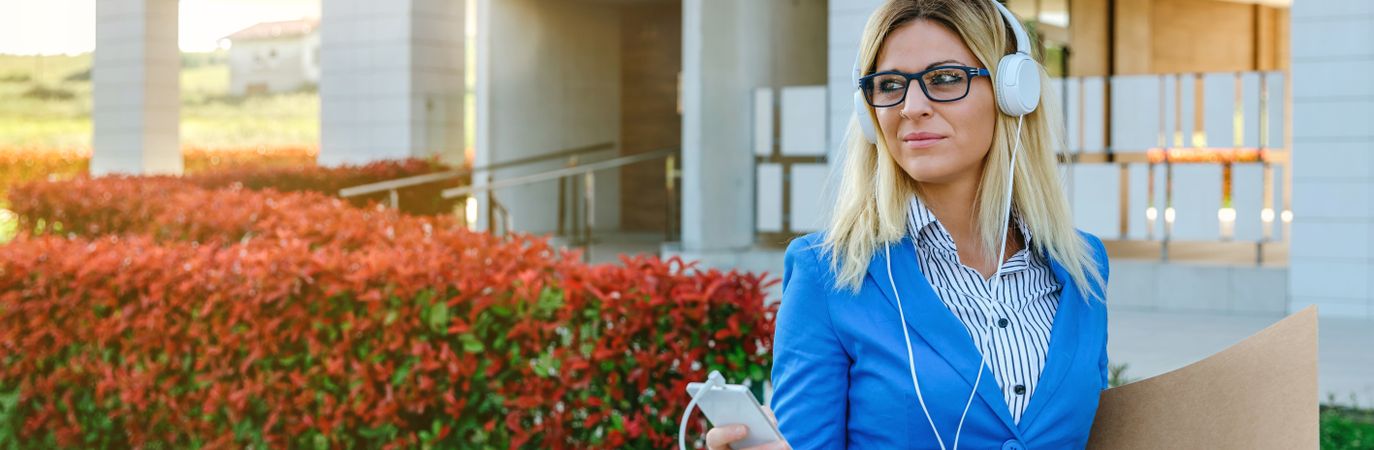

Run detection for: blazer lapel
[[866, 237, 1022, 439], [1014, 253, 1084, 433]]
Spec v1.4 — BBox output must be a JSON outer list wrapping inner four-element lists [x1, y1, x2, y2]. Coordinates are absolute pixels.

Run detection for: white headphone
[[865, 2, 1037, 449], [853, 0, 1041, 144]]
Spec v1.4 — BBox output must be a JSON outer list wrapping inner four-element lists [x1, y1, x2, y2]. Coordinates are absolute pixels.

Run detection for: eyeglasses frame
[[858, 65, 992, 108]]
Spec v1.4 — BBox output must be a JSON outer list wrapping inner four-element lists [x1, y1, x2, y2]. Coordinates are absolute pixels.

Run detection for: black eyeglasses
[[858, 65, 991, 108]]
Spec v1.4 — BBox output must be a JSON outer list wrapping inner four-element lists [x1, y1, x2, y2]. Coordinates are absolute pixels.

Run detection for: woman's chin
[[895, 157, 957, 184]]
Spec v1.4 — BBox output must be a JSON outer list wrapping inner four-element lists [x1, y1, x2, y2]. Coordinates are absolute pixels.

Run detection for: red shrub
[[0, 146, 462, 216], [185, 157, 465, 216], [0, 177, 777, 449], [183, 145, 318, 172], [9, 176, 450, 249], [0, 145, 89, 201]]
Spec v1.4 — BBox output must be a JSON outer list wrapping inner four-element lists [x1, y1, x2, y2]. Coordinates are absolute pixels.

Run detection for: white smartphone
[[686, 377, 784, 449]]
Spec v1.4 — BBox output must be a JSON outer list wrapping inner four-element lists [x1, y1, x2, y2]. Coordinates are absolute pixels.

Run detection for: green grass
[[0, 53, 92, 87], [0, 49, 482, 151], [183, 91, 318, 147], [0, 52, 317, 148], [1322, 404, 1374, 449]]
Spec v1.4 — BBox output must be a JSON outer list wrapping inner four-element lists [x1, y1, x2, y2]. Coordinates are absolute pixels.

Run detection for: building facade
[[223, 19, 321, 97], [88, 0, 1374, 320]]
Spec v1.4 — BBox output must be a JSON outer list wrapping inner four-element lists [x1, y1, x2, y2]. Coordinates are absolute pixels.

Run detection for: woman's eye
[[878, 80, 905, 92], [928, 72, 964, 86]]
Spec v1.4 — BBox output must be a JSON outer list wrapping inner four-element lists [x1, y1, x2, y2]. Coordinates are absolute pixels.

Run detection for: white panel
[[1291, 260, 1372, 300], [1272, 164, 1286, 241], [1202, 73, 1237, 148], [1294, 180, 1374, 220], [831, 0, 884, 14], [1161, 75, 1176, 148], [754, 88, 774, 156], [1297, 141, 1374, 182], [790, 164, 830, 232], [1290, 0, 1374, 19], [1178, 75, 1197, 148], [1240, 72, 1262, 149], [1081, 77, 1106, 152], [1168, 165, 1223, 240], [780, 86, 828, 156], [1126, 163, 1164, 240], [1291, 18, 1374, 60], [1111, 75, 1160, 151], [1292, 60, 1374, 99], [1266, 72, 1285, 148], [827, 85, 854, 156], [1294, 99, 1374, 141], [1155, 263, 1231, 311], [1291, 222, 1371, 260], [828, 0, 875, 155], [1059, 77, 1082, 152], [1070, 164, 1120, 239], [1231, 164, 1265, 242], [756, 163, 783, 233]]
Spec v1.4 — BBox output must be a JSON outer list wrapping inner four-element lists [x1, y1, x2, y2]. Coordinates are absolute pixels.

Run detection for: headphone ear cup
[[994, 54, 1041, 117], [854, 90, 878, 144]]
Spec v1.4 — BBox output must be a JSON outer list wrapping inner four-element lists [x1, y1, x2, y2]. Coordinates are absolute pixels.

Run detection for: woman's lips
[[902, 132, 946, 148]]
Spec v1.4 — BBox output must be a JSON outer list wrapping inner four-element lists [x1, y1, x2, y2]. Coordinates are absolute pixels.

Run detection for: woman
[[706, 0, 1110, 449]]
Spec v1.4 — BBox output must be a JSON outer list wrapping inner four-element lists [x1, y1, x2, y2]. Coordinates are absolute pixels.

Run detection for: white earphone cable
[[952, 114, 1024, 449], [887, 246, 951, 450], [891, 114, 1024, 450], [679, 371, 726, 450]]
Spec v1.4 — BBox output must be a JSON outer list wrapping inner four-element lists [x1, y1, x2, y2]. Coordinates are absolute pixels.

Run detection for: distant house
[[223, 18, 320, 96]]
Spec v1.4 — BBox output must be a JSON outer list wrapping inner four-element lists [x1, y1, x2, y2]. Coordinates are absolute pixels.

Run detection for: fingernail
[[732, 425, 748, 436]]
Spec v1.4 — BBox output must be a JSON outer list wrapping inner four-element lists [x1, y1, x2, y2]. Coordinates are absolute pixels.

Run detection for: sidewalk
[[1107, 305, 1374, 408]]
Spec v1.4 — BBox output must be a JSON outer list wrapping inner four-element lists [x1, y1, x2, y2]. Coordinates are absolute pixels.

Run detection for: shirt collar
[[906, 194, 1034, 261]]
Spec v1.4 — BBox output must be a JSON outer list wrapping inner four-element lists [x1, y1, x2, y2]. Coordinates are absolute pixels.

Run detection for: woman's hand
[[704, 406, 791, 450]]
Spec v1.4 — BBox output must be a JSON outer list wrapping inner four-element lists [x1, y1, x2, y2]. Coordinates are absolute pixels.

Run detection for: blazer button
[[1002, 439, 1026, 450]]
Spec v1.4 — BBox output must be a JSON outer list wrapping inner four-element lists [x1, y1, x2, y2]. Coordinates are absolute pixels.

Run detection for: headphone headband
[[989, 1, 1031, 57], [852, 1, 1032, 85]]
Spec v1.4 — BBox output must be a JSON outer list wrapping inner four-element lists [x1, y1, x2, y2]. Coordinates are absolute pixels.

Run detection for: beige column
[[91, 0, 181, 176], [318, 0, 466, 168]]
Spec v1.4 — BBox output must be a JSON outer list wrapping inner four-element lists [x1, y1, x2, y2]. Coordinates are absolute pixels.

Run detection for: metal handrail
[[443, 147, 679, 259], [337, 141, 616, 203], [440, 148, 676, 198]]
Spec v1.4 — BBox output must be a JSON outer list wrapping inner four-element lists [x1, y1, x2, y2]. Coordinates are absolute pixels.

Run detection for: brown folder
[[1087, 306, 1319, 449]]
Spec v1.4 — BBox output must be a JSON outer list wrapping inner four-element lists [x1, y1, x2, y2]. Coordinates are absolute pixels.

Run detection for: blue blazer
[[771, 231, 1110, 450]]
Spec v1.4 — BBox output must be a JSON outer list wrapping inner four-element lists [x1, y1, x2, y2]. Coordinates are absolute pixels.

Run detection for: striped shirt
[[905, 194, 1062, 424]]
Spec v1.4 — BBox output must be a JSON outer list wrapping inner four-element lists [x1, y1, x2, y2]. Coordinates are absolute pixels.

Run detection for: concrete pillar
[[319, 0, 465, 167], [679, 0, 827, 255], [91, 0, 181, 176], [828, 0, 883, 160], [1288, 0, 1374, 319]]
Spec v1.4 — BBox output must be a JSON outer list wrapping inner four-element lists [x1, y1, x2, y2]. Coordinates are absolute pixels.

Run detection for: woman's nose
[[900, 85, 934, 119]]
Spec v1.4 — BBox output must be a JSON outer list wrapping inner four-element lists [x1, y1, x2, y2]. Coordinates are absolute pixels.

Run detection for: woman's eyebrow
[[923, 59, 963, 70], [876, 59, 965, 73]]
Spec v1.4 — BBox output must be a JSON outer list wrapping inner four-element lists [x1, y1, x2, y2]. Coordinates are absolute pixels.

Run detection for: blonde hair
[[821, 0, 1104, 301]]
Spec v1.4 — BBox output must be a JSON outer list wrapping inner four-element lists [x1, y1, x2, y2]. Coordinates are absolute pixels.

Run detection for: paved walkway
[[1107, 306, 1374, 408]]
